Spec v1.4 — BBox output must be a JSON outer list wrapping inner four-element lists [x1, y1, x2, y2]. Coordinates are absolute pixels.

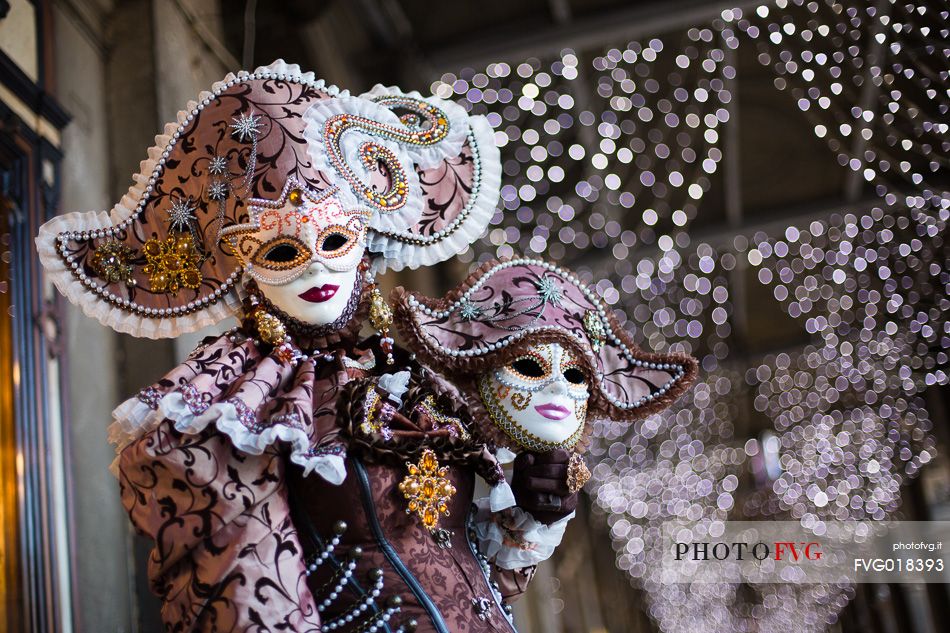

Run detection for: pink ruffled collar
[[108, 330, 377, 483]]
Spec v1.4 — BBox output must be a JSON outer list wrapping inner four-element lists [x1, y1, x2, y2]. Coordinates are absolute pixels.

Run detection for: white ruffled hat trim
[[35, 60, 345, 340], [367, 115, 501, 273]]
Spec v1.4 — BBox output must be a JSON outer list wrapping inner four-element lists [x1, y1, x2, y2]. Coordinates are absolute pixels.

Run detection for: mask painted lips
[[298, 284, 339, 303], [534, 403, 571, 421]]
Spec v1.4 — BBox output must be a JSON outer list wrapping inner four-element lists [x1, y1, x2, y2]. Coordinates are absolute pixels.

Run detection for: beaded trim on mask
[[495, 347, 590, 402], [477, 374, 584, 452]]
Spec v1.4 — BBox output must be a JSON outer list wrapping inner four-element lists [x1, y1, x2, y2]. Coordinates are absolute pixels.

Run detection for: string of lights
[[738, 0, 948, 226], [431, 28, 733, 267]]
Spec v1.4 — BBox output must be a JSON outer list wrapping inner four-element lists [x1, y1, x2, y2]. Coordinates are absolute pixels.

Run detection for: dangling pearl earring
[[363, 262, 395, 365]]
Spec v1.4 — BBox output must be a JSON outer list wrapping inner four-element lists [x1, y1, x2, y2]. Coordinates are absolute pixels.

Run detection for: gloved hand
[[511, 448, 578, 525]]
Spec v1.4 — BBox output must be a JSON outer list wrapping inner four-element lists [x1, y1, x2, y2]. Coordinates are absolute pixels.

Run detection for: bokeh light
[[437, 1, 947, 630]]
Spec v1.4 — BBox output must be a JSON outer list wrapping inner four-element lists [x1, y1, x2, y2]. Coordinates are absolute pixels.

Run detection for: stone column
[[52, 0, 135, 630]]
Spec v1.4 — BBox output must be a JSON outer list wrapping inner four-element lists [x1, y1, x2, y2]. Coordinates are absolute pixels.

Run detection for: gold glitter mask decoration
[[398, 449, 456, 532]]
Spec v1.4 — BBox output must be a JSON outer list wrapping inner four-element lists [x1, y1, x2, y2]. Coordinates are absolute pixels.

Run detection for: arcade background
[[0, 0, 947, 631]]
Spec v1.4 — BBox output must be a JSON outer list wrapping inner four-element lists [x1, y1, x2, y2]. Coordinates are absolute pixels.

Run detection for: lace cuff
[[109, 389, 346, 484], [471, 497, 573, 570]]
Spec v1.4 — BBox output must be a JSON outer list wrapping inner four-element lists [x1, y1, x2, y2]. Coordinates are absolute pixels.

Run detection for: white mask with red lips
[[221, 178, 370, 326], [478, 342, 590, 451]]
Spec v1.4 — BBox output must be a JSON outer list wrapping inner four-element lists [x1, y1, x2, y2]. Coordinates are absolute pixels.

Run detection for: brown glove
[[511, 448, 578, 525]]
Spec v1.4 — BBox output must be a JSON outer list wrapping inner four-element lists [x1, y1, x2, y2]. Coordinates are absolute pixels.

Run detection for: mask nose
[[306, 261, 329, 276], [544, 376, 568, 396]]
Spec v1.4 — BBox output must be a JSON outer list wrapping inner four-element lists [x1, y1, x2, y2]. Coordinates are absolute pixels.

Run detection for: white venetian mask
[[478, 342, 590, 452], [221, 179, 370, 325]]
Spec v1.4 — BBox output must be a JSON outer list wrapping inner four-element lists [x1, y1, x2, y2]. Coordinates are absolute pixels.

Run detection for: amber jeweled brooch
[[567, 452, 592, 494], [398, 448, 456, 531]]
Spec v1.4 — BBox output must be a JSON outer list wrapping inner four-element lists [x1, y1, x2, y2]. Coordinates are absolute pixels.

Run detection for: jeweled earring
[[363, 262, 395, 365], [369, 287, 395, 365], [241, 279, 298, 364]]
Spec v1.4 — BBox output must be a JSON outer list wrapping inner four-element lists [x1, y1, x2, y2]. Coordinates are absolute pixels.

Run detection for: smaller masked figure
[[392, 257, 698, 574]]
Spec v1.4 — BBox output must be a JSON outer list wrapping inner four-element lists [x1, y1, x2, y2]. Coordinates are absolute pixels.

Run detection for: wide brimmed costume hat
[[36, 60, 500, 339], [35, 58, 504, 482], [392, 257, 699, 451]]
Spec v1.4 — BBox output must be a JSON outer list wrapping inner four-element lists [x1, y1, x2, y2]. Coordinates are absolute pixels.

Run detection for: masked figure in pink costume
[[391, 257, 698, 577], [35, 58, 525, 632], [36, 59, 697, 632]]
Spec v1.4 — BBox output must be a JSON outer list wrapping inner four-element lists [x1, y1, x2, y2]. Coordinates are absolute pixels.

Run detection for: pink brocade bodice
[[289, 456, 517, 633]]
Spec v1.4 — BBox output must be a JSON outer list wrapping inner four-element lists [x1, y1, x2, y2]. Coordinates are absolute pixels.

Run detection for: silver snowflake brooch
[[459, 300, 482, 321], [208, 181, 229, 201], [230, 111, 262, 142], [536, 276, 563, 306], [166, 196, 198, 233], [208, 155, 228, 175]]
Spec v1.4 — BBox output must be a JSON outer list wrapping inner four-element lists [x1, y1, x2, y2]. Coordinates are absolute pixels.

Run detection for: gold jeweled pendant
[[398, 448, 456, 532], [583, 310, 607, 352], [567, 452, 592, 494]]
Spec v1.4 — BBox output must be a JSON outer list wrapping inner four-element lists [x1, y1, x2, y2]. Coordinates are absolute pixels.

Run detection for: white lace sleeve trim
[[107, 390, 347, 485], [471, 497, 573, 570], [489, 480, 517, 511]]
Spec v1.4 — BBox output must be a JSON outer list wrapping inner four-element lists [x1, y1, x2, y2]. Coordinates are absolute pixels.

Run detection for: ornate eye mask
[[314, 216, 366, 261], [477, 342, 590, 452], [251, 237, 312, 271], [496, 345, 589, 401], [220, 179, 369, 286], [560, 355, 589, 397], [507, 351, 551, 380]]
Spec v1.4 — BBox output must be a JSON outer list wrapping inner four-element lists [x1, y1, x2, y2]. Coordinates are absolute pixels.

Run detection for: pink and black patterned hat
[[393, 257, 698, 423], [37, 60, 500, 339]]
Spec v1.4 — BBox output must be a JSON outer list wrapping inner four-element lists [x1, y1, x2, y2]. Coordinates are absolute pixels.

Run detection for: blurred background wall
[[0, 0, 947, 632]]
